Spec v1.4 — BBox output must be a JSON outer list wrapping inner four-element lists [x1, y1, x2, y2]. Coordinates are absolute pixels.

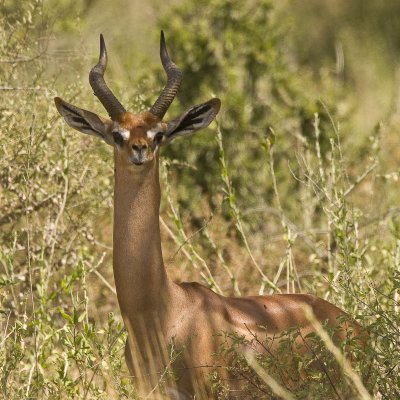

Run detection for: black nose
[[132, 143, 148, 152]]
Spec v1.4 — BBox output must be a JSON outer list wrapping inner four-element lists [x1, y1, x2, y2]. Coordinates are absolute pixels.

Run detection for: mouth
[[132, 160, 144, 166]]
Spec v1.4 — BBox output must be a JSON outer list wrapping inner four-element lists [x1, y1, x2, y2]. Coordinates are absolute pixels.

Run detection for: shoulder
[[178, 281, 223, 303]]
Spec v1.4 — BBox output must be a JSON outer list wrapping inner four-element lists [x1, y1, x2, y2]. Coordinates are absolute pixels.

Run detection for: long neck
[[113, 156, 169, 316]]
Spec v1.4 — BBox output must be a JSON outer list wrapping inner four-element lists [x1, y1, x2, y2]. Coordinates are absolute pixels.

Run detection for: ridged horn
[[89, 34, 126, 121], [149, 31, 183, 120]]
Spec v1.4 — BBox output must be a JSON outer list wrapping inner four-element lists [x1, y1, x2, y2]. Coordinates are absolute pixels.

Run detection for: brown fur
[[55, 96, 366, 398], [111, 139, 365, 398]]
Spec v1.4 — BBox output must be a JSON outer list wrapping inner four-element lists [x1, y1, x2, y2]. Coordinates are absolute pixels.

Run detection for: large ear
[[54, 97, 112, 144], [162, 98, 221, 144]]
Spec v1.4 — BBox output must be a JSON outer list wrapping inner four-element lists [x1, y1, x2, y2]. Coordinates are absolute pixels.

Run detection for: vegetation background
[[1, 0, 400, 398]]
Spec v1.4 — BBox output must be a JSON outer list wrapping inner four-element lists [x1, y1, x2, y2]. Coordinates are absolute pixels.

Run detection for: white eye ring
[[147, 124, 164, 140], [119, 130, 130, 140]]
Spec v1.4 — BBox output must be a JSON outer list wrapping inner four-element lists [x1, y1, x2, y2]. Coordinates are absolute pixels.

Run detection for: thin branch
[[0, 86, 48, 91], [304, 306, 372, 400]]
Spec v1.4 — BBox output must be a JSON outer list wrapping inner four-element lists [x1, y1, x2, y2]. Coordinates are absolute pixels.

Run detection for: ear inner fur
[[165, 98, 221, 140], [54, 97, 107, 139]]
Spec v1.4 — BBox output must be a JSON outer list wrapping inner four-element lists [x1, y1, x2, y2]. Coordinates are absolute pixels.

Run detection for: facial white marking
[[147, 123, 164, 140], [111, 122, 130, 140], [119, 129, 130, 140]]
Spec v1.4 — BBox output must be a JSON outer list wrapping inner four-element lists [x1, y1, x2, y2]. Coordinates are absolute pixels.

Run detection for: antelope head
[[55, 31, 221, 169]]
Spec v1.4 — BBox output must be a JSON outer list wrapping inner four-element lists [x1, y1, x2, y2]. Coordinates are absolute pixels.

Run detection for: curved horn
[[149, 31, 183, 120], [89, 34, 126, 121]]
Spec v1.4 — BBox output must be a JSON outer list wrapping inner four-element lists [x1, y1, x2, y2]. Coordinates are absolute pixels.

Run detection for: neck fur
[[112, 155, 169, 315]]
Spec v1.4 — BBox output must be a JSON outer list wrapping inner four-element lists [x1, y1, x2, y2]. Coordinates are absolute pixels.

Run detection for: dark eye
[[112, 131, 124, 147], [154, 131, 164, 145]]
